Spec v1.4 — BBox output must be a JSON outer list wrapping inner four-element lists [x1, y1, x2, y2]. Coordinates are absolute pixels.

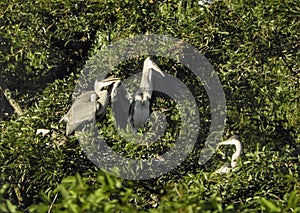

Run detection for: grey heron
[[128, 57, 165, 133], [110, 57, 167, 133], [111, 57, 188, 134], [215, 135, 243, 173], [60, 77, 119, 135]]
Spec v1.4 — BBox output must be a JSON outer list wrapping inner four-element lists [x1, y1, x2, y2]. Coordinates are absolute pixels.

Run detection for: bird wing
[[61, 91, 97, 135], [128, 97, 135, 125], [142, 57, 187, 100], [111, 81, 131, 131], [66, 101, 97, 135], [151, 70, 188, 100], [111, 71, 188, 132]]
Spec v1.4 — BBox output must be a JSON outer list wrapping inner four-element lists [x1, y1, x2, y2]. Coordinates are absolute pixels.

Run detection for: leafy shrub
[[0, 0, 299, 212]]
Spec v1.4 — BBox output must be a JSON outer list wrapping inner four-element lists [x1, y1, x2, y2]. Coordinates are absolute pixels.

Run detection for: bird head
[[218, 135, 241, 147], [143, 57, 165, 77], [94, 77, 120, 95]]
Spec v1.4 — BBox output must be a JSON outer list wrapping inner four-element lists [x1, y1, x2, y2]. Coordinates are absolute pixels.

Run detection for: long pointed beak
[[101, 77, 120, 84], [218, 135, 240, 146], [218, 138, 240, 146], [144, 57, 165, 77], [218, 139, 236, 146], [94, 77, 120, 93]]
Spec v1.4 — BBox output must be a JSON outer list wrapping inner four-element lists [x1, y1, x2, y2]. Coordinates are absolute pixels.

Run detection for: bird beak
[[218, 138, 238, 146], [102, 77, 120, 84], [94, 77, 120, 95], [95, 77, 120, 88], [144, 57, 165, 77]]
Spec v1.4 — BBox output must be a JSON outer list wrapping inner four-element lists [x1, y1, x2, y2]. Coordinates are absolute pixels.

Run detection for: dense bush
[[0, 0, 299, 212]]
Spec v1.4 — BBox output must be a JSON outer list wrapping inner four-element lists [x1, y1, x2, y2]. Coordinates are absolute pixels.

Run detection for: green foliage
[[29, 172, 138, 213], [0, 0, 299, 212], [0, 185, 22, 213], [0, 75, 99, 209]]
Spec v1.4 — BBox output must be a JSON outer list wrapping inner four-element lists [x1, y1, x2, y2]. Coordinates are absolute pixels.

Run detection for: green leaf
[[260, 198, 281, 212], [287, 190, 300, 208], [6, 200, 17, 213]]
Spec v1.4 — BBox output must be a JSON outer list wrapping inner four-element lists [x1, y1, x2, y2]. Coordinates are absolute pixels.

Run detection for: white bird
[[60, 77, 119, 135], [36, 128, 50, 136], [198, 0, 215, 6], [215, 135, 243, 173]]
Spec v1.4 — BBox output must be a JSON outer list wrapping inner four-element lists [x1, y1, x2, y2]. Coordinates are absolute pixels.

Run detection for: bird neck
[[231, 159, 237, 168], [140, 69, 152, 91], [231, 143, 242, 168]]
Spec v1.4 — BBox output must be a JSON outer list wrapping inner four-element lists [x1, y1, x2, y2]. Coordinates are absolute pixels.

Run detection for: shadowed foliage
[[0, 0, 299, 212]]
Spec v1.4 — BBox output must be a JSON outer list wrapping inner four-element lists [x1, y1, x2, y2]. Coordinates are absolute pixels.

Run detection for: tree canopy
[[0, 0, 299, 212]]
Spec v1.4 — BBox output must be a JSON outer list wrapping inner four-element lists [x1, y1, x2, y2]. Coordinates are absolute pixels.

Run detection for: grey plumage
[[60, 77, 119, 135], [111, 57, 187, 133], [128, 57, 165, 132], [111, 57, 168, 133]]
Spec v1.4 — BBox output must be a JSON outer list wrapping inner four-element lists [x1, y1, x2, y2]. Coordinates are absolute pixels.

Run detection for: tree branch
[[0, 80, 23, 116]]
